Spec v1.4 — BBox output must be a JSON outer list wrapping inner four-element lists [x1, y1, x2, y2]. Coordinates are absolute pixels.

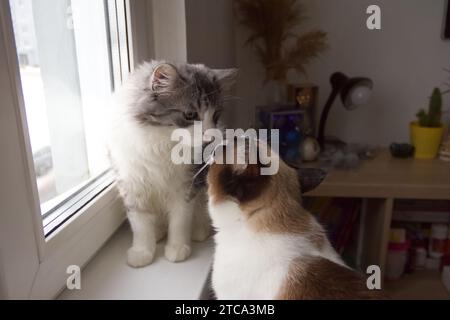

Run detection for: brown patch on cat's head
[[207, 139, 272, 206], [207, 139, 325, 247], [276, 256, 387, 300]]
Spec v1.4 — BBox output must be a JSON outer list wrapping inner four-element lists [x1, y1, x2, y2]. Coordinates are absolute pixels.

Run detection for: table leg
[[361, 198, 394, 279]]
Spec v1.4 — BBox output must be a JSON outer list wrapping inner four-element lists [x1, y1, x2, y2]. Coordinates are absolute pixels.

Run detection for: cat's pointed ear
[[150, 63, 179, 92], [214, 68, 238, 92]]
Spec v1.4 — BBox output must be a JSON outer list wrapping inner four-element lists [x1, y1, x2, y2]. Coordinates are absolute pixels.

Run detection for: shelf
[[385, 270, 450, 300]]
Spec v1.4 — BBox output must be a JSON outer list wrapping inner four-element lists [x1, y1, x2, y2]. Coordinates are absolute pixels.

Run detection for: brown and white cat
[[206, 140, 382, 299]]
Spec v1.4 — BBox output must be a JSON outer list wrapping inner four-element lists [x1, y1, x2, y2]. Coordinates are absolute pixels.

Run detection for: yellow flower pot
[[410, 122, 445, 159]]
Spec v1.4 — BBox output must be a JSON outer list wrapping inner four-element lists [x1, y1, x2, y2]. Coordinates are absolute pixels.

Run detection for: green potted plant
[[410, 88, 446, 159]]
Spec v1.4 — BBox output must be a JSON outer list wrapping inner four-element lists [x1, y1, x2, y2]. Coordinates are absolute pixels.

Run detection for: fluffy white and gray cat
[[108, 61, 237, 267]]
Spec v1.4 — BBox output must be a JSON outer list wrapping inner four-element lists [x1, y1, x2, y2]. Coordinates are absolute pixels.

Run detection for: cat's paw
[[164, 243, 191, 262], [127, 246, 155, 268], [192, 223, 211, 242]]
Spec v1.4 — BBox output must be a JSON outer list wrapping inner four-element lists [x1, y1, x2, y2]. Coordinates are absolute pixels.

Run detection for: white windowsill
[[58, 223, 215, 300]]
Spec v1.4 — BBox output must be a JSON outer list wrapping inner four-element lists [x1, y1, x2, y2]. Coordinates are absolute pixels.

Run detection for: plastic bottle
[[414, 247, 427, 269], [386, 241, 409, 280], [429, 224, 449, 259]]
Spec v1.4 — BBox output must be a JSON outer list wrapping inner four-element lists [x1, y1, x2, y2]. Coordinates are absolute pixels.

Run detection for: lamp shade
[[341, 77, 373, 110]]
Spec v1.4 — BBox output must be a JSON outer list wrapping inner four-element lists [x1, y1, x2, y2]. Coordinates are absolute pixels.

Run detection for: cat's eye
[[184, 111, 199, 121]]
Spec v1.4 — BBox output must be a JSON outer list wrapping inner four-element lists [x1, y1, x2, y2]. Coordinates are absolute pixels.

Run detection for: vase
[[410, 122, 445, 159]]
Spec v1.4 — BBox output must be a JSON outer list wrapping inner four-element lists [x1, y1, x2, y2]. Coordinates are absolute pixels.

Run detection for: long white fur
[[208, 200, 345, 300], [108, 80, 211, 267]]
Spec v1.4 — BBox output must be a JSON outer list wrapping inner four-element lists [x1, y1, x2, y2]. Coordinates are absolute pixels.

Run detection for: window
[[0, 0, 152, 299], [9, 0, 130, 236]]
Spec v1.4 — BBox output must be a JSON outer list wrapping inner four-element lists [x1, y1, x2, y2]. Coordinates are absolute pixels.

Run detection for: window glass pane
[[9, 0, 115, 213]]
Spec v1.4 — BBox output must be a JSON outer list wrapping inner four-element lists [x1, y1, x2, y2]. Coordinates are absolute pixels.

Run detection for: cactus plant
[[416, 87, 442, 127]]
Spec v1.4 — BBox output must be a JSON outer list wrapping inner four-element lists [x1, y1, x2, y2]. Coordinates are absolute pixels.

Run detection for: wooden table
[[304, 149, 450, 279]]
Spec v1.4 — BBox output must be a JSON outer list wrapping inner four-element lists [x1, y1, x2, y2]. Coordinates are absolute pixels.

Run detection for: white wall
[[185, 0, 235, 68], [151, 0, 187, 62], [184, 0, 237, 125], [233, 0, 450, 145]]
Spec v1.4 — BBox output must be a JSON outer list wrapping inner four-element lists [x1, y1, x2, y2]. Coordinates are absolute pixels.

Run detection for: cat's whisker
[[204, 88, 223, 97], [221, 96, 242, 103]]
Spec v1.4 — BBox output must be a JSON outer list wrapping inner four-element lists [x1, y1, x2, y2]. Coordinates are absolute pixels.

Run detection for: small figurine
[[390, 143, 415, 159], [301, 136, 321, 162]]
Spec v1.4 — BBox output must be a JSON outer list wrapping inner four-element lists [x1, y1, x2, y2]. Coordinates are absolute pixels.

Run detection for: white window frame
[[0, 0, 153, 299]]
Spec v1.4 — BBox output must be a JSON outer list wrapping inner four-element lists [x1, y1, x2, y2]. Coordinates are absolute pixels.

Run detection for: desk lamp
[[317, 72, 373, 148]]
